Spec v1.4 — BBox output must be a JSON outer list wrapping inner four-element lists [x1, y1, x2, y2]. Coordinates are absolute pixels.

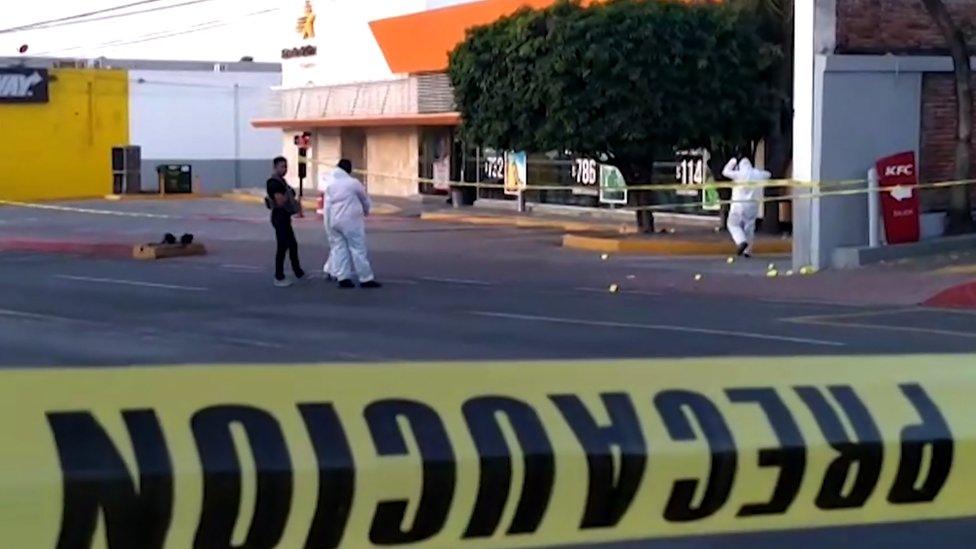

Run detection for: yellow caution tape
[[1, 357, 972, 547], [311, 158, 976, 204]]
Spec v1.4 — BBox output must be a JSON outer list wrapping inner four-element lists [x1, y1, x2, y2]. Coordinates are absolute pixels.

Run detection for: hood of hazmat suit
[[325, 168, 371, 232]]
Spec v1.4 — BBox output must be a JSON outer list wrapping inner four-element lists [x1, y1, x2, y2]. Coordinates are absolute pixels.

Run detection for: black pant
[[272, 211, 303, 280]]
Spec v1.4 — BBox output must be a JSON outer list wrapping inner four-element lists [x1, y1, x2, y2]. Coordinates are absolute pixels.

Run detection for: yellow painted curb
[[935, 264, 976, 276], [371, 203, 402, 216], [420, 211, 635, 234], [104, 193, 216, 201], [563, 233, 793, 256]]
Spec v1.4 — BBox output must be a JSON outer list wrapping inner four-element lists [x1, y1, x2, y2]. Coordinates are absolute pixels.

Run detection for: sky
[[0, 0, 480, 62]]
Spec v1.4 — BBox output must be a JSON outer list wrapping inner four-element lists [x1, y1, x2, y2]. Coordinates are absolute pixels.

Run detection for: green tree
[[728, 0, 792, 232], [449, 0, 779, 229], [921, 0, 973, 233]]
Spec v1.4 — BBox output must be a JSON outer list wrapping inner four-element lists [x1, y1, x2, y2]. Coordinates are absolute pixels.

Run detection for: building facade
[[793, 0, 976, 269], [0, 57, 280, 201], [256, 0, 556, 196]]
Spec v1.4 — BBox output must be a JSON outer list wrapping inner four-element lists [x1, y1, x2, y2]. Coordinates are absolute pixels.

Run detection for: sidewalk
[[589, 251, 976, 308], [421, 208, 791, 256]]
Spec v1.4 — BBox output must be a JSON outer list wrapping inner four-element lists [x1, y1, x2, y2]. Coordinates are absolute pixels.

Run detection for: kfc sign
[[875, 151, 921, 244]]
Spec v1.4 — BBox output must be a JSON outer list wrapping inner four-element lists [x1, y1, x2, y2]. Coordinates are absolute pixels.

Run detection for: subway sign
[[0, 68, 49, 104]]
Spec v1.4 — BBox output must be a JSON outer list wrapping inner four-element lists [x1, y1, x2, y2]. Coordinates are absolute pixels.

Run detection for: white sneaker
[[274, 278, 293, 288]]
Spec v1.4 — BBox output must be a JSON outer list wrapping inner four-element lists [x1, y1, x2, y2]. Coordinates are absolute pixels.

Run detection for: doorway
[[340, 128, 367, 185]]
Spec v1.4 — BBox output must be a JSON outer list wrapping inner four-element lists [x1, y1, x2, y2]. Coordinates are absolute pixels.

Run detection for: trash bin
[[156, 164, 192, 194]]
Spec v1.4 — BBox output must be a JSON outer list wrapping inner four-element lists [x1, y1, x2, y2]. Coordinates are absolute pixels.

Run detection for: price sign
[[675, 151, 705, 197], [571, 158, 599, 196], [482, 151, 505, 180]]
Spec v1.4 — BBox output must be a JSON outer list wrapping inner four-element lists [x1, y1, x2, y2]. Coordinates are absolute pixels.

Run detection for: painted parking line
[[382, 278, 421, 286], [218, 336, 285, 350], [419, 277, 494, 286], [781, 307, 976, 339], [55, 275, 209, 292], [0, 307, 96, 325], [574, 286, 663, 297], [471, 311, 844, 347]]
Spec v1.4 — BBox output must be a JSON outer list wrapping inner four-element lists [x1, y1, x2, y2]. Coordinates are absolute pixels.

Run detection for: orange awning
[[369, 0, 571, 75], [251, 113, 461, 130], [369, 0, 716, 75]]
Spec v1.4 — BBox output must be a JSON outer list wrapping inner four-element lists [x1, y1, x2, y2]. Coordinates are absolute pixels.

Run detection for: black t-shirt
[[266, 176, 288, 211]]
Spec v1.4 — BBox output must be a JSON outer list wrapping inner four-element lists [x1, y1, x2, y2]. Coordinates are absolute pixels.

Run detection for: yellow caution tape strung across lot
[[312, 157, 976, 195], [1, 356, 973, 548]]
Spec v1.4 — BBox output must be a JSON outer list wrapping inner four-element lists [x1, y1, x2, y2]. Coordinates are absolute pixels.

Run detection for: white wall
[[281, 0, 476, 88], [129, 68, 281, 192], [129, 69, 280, 160]]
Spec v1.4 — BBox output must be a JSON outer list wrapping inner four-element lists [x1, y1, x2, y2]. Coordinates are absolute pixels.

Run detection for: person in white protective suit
[[722, 157, 770, 257], [317, 168, 336, 281], [326, 159, 381, 288]]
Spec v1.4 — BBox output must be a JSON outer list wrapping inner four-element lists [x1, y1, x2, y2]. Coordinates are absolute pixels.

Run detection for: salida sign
[[875, 151, 921, 244], [0, 68, 49, 103]]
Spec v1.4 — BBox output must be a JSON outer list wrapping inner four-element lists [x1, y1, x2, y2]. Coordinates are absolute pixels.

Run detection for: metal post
[[868, 167, 880, 247], [233, 83, 241, 189]]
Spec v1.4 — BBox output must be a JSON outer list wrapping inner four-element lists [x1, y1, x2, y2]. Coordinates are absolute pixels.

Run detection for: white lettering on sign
[[572, 159, 598, 186], [884, 164, 914, 177], [0, 71, 42, 98]]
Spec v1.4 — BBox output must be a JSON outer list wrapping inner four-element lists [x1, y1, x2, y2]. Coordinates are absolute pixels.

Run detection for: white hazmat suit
[[317, 170, 336, 279], [325, 168, 375, 283], [722, 158, 769, 256]]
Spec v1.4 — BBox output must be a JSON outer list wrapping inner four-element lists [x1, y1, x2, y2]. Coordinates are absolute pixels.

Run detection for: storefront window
[[418, 128, 455, 195]]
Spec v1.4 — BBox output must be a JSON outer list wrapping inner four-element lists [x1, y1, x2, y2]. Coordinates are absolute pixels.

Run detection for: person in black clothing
[[267, 156, 305, 287]]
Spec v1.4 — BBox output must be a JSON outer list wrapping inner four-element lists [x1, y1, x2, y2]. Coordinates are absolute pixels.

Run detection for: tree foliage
[[448, 0, 780, 175]]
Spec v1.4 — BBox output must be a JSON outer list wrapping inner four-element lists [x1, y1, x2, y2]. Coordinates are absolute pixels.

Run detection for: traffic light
[[293, 132, 312, 149], [294, 132, 311, 179]]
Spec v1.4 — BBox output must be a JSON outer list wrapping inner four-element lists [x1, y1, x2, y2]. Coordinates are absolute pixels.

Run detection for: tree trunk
[[619, 162, 655, 233], [921, 0, 974, 233]]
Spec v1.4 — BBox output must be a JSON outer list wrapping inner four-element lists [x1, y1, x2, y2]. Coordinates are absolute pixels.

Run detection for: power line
[[35, 8, 279, 56], [2, 0, 225, 35], [0, 0, 179, 34]]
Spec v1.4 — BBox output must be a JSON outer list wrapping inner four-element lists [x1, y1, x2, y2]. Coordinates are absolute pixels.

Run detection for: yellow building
[[1, 58, 281, 202], [0, 67, 128, 201]]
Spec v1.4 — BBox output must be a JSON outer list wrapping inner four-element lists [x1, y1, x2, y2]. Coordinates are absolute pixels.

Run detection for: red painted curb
[[924, 281, 976, 310], [0, 239, 132, 258]]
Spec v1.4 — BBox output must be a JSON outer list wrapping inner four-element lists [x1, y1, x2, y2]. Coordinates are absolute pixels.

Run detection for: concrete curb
[[222, 193, 402, 216], [832, 233, 976, 269], [104, 193, 219, 202], [562, 233, 793, 256], [0, 239, 133, 258], [420, 211, 636, 234]]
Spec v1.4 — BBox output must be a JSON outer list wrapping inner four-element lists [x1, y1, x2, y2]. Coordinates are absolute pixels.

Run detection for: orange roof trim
[[251, 113, 461, 130], [369, 0, 716, 75], [369, 0, 574, 75]]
